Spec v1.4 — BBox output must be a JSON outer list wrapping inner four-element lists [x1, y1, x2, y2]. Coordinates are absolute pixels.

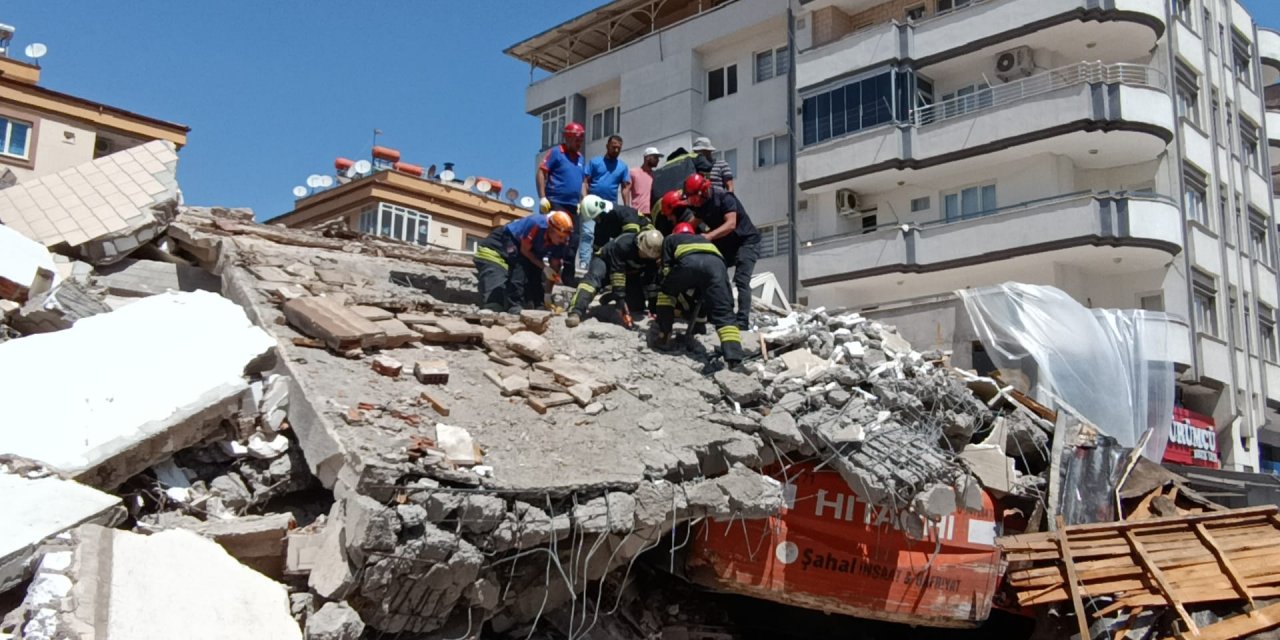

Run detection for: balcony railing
[[911, 62, 1166, 127]]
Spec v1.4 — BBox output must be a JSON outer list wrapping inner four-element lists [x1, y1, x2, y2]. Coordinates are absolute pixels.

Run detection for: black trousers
[[724, 240, 759, 329], [474, 250, 543, 314], [568, 257, 646, 319], [656, 254, 744, 361], [551, 201, 581, 287]]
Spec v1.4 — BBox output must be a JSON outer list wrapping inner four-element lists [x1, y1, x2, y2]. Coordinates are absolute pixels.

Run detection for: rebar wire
[[442, 607, 475, 640]]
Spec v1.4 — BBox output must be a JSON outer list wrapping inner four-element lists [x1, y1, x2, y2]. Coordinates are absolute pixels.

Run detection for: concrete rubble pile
[[0, 143, 1052, 638]]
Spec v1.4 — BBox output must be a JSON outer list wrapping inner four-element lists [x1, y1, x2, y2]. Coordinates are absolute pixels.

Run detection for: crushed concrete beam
[[0, 291, 276, 489], [141, 512, 296, 579], [373, 318, 419, 348]]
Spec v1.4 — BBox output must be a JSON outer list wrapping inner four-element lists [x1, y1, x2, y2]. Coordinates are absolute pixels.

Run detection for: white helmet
[[578, 194, 613, 221], [637, 229, 663, 259]]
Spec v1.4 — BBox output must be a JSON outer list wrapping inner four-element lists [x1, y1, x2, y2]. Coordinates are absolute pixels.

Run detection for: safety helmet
[[578, 194, 613, 221], [547, 210, 574, 234], [660, 190, 687, 218], [637, 229, 663, 259], [563, 122, 585, 139], [683, 173, 711, 205], [672, 222, 696, 235]]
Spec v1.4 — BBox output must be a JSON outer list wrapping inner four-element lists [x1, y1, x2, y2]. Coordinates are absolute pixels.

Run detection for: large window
[[358, 202, 432, 247], [539, 103, 567, 150], [755, 133, 790, 168], [1171, 0, 1194, 25], [1175, 66, 1201, 127], [942, 183, 997, 221], [1184, 170, 1210, 227], [0, 116, 32, 159], [757, 223, 792, 259], [755, 46, 789, 83], [1250, 211, 1271, 266], [590, 106, 619, 141], [1193, 273, 1219, 337], [801, 70, 906, 146], [1233, 38, 1253, 89], [1240, 120, 1261, 173], [708, 64, 738, 101]]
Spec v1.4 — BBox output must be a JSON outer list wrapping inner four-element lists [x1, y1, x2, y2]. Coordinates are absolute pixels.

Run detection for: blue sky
[[3, 1, 1279, 221]]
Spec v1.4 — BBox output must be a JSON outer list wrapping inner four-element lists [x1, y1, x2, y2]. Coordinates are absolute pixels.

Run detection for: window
[[1184, 170, 1210, 227], [801, 69, 900, 146], [754, 133, 789, 168], [590, 106, 619, 141], [1210, 90, 1220, 138], [1171, 0, 1194, 25], [359, 202, 432, 247], [754, 46, 788, 83], [910, 196, 930, 212], [905, 4, 927, 21], [539, 103, 567, 150], [1175, 66, 1201, 127], [711, 148, 738, 178], [942, 183, 997, 221], [1193, 273, 1219, 337], [1240, 121, 1261, 173], [1261, 305, 1279, 361], [1205, 10, 1215, 52], [0, 116, 32, 159], [936, 0, 972, 13], [1249, 211, 1270, 265], [1219, 190, 1230, 236], [1139, 293, 1165, 311], [708, 64, 738, 101], [757, 223, 792, 259], [860, 212, 878, 233], [465, 235, 482, 252], [941, 82, 994, 119], [1232, 38, 1252, 89]]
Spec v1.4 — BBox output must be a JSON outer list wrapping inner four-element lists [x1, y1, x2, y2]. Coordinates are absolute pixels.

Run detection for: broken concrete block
[[93, 258, 220, 298], [306, 601, 366, 640], [519, 309, 553, 334], [418, 317, 483, 343], [506, 330, 553, 361], [149, 512, 296, 579], [639, 411, 665, 432], [759, 410, 803, 448], [959, 444, 1017, 494], [309, 505, 356, 600], [528, 393, 575, 413], [0, 471, 124, 593], [282, 261, 317, 280], [373, 318, 420, 348], [19, 524, 302, 639], [413, 360, 449, 385], [714, 369, 764, 406], [881, 330, 913, 356], [912, 483, 957, 521], [350, 305, 394, 321], [371, 354, 403, 377], [500, 375, 530, 397], [283, 296, 387, 351], [248, 265, 297, 283], [533, 360, 613, 394], [0, 223, 59, 303], [396, 311, 437, 326], [0, 298, 19, 318], [436, 423, 479, 466], [568, 383, 593, 406], [316, 268, 359, 287], [0, 291, 276, 489], [9, 279, 112, 335], [779, 348, 828, 380]]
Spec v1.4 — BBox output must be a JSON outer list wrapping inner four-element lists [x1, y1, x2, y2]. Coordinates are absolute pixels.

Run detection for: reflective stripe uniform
[[568, 233, 652, 320], [687, 187, 760, 328], [474, 215, 569, 313], [656, 234, 744, 362], [591, 205, 653, 249]]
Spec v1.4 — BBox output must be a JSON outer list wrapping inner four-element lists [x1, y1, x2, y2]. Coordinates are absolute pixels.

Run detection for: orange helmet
[[673, 222, 696, 235], [660, 190, 687, 218], [547, 210, 573, 234], [683, 173, 711, 206]]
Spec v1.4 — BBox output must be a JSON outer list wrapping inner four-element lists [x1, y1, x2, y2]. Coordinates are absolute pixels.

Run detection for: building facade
[[506, 0, 797, 293], [0, 42, 188, 184]]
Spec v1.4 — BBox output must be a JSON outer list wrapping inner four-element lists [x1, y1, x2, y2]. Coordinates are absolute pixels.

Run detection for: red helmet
[[683, 173, 711, 206], [660, 190, 687, 218], [563, 122, 585, 139], [547, 210, 574, 235], [673, 222, 696, 235]]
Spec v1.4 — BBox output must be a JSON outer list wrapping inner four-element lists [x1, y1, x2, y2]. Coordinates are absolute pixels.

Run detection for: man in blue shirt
[[474, 211, 574, 314], [579, 135, 632, 274], [537, 122, 586, 285]]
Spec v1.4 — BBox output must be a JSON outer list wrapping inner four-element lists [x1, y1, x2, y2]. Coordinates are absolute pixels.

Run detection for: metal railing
[[911, 62, 1166, 127]]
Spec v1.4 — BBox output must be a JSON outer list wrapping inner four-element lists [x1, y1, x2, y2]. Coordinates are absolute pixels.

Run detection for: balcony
[[1261, 28, 1280, 87], [797, 0, 1164, 91], [798, 62, 1173, 193], [799, 192, 1182, 293]]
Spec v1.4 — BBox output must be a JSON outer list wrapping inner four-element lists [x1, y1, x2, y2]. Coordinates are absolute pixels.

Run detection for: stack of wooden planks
[[998, 506, 1280, 639]]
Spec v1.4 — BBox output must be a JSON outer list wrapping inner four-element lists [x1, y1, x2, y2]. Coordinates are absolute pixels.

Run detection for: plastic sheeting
[[958, 283, 1174, 462]]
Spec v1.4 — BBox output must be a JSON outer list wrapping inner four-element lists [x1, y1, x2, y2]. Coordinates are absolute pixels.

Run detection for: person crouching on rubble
[[474, 211, 574, 314], [565, 229, 664, 329], [655, 221, 745, 367]]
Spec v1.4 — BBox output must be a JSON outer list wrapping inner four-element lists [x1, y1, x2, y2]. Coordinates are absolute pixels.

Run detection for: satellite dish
[[317, 175, 334, 188], [353, 159, 372, 174], [306, 174, 322, 188], [426, 164, 437, 179], [292, 186, 308, 198], [505, 188, 519, 203], [475, 179, 491, 194], [345, 165, 360, 179], [439, 169, 455, 182], [462, 176, 477, 190], [519, 196, 536, 209], [24, 43, 47, 61]]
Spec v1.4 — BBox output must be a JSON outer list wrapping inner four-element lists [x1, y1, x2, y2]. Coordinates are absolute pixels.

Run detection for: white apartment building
[[505, 0, 797, 293], [793, 0, 1280, 472]]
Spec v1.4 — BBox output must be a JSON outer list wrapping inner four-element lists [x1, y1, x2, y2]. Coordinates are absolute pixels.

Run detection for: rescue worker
[[474, 211, 574, 314], [654, 189, 691, 236], [681, 173, 761, 330], [536, 122, 587, 285], [565, 229, 664, 328], [578, 194, 654, 249], [655, 222, 745, 366]]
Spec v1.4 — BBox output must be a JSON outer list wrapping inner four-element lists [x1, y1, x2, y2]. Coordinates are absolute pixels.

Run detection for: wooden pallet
[[998, 506, 1280, 638]]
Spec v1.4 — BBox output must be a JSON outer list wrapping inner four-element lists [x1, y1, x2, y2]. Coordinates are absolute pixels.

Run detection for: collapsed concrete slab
[[0, 140, 180, 265], [0, 291, 276, 488], [16, 524, 302, 640], [92, 258, 220, 298], [0, 469, 124, 594], [0, 223, 59, 303]]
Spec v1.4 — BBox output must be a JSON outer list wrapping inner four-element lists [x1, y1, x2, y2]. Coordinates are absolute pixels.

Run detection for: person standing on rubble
[[566, 229, 664, 328], [654, 222, 744, 367], [681, 173, 760, 330], [536, 122, 586, 286], [474, 211, 574, 314], [629, 147, 662, 212], [578, 194, 653, 249]]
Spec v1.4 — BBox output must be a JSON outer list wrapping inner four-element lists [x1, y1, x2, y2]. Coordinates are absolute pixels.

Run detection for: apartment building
[[505, 0, 797, 293], [0, 25, 188, 184], [792, 0, 1280, 471]]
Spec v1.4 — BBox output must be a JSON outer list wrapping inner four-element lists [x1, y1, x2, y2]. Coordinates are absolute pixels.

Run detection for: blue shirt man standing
[[579, 135, 632, 271]]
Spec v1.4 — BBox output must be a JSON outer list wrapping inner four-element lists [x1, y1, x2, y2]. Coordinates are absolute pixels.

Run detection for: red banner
[[687, 463, 1001, 628], [1164, 407, 1219, 469]]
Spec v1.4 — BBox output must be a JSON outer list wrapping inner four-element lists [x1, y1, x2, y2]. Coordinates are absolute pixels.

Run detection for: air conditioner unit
[[94, 137, 115, 155], [994, 46, 1034, 82], [836, 189, 860, 215]]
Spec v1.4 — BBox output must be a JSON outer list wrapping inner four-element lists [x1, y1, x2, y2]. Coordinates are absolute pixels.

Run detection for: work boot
[[721, 341, 745, 367], [565, 313, 582, 328]]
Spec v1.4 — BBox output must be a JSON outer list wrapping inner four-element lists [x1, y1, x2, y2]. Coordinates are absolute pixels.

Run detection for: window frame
[[538, 103, 567, 150], [1183, 169, 1210, 229], [1249, 210, 1271, 266], [905, 4, 927, 21], [1171, 0, 1195, 28], [942, 182, 997, 222], [1174, 65, 1201, 128], [1231, 35, 1252, 89], [754, 45, 789, 83], [0, 115, 33, 160], [708, 63, 739, 102], [1240, 119, 1261, 173], [590, 105, 620, 142], [754, 133, 789, 169], [360, 202, 433, 247], [1192, 272, 1220, 338], [757, 222, 793, 259], [1261, 304, 1279, 362], [910, 196, 931, 213]]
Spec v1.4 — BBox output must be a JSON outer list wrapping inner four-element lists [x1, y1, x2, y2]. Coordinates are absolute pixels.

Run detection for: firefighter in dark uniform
[[655, 222, 745, 366], [566, 229, 664, 328], [578, 194, 654, 249], [474, 211, 574, 314], [682, 173, 761, 329]]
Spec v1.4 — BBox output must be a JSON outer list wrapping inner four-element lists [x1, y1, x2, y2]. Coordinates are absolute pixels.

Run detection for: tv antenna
[[24, 43, 47, 67], [292, 186, 308, 198]]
